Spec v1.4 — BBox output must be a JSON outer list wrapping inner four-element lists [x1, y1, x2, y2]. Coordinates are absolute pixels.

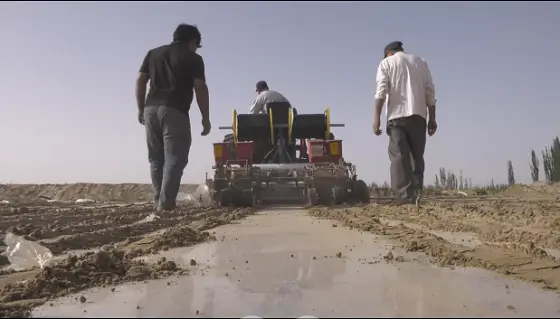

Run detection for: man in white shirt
[[249, 81, 291, 114], [373, 41, 438, 204]]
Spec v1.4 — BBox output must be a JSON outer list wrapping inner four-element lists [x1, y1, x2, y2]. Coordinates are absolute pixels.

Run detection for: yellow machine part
[[233, 109, 238, 144], [288, 107, 294, 142], [213, 143, 223, 158], [269, 108, 274, 144], [329, 141, 341, 156], [325, 108, 331, 140]]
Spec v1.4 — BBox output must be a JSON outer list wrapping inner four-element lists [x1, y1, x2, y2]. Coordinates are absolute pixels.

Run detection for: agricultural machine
[[210, 102, 370, 207]]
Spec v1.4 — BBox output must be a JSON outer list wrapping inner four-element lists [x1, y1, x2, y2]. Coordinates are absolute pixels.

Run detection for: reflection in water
[[32, 210, 560, 318], [185, 216, 347, 317]]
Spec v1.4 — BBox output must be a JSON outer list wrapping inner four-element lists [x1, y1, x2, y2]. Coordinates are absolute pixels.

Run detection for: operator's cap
[[255, 80, 269, 92], [383, 41, 404, 58]]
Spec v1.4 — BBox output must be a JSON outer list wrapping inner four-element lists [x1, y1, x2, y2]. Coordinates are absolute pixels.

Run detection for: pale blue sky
[[1, 1, 558, 186]]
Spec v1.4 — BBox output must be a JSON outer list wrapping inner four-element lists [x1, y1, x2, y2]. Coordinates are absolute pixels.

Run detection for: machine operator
[[249, 80, 291, 114]]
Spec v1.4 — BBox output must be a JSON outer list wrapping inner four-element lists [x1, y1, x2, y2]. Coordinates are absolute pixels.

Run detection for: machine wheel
[[219, 190, 232, 207], [317, 186, 333, 206], [352, 179, 370, 203], [236, 189, 255, 208], [332, 186, 346, 205], [307, 188, 318, 206]]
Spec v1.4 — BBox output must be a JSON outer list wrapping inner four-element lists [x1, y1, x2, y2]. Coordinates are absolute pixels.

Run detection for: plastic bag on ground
[[75, 198, 95, 204], [176, 183, 211, 206], [3, 232, 54, 271]]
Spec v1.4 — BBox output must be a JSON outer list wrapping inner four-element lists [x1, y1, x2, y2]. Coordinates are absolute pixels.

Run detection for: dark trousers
[[144, 106, 192, 211], [387, 115, 427, 201]]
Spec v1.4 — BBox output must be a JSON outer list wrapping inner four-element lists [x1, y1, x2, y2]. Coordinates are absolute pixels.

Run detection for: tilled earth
[[310, 189, 560, 292], [0, 201, 253, 318]]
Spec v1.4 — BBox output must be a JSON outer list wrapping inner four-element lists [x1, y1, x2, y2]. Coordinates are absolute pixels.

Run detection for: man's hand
[[201, 118, 211, 136], [428, 120, 437, 136], [373, 118, 383, 136], [138, 109, 145, 125]]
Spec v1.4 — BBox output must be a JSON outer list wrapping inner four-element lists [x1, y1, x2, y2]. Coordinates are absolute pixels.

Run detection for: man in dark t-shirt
[[135, 23, 211, 212]]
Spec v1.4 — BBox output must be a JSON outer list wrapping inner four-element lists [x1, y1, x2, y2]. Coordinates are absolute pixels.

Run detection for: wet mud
[[0, 199, 253, 318], [309, 185, 560, 292]]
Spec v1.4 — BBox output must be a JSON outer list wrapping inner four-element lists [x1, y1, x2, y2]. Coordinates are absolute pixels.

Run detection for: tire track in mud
[[0, 203, 255, 318], [309, 199, 560, 292]]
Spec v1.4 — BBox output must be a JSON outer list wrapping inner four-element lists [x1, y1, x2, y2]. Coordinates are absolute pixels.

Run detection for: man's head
[[173, 24, 202, 52], [255, 80, 269, 94], [383, 41, 404, 59]]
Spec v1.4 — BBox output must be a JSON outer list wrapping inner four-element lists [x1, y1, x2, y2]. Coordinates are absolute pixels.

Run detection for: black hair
[[173, 24, 202, 47], [383, 41, 404, 58]]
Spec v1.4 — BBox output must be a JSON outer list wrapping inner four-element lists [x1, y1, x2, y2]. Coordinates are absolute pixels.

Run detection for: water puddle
[[381, 219, 482, 248]]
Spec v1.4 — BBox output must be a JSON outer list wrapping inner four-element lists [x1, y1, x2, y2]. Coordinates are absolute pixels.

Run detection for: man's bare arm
[[428, 104, 436, 121], [135, 73, 149, 111], [192, 55, 210, 121], [194, 79, 209, 120], [136, 51, 151, 112]]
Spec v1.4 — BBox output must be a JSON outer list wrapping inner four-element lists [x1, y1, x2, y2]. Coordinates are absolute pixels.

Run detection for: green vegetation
[[369, 135, 560, 196]]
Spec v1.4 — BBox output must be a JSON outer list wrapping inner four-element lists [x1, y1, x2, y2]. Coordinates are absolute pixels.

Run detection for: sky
[[0, 1, 559, 186]]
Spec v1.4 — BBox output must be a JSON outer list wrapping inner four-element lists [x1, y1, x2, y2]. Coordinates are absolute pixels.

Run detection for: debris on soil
[[308, 188, 560, 291], [189, 259, 197, 266], [0, 198, 255, 318], [79, 296, 87, 303], [384, 251, 394, 261], [335, 252, 342, 258], [0, 183, 199, 203]]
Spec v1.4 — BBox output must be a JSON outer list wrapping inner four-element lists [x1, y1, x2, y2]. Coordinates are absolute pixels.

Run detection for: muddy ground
[[0, 198, 253, 318], [0, 183, 199, 203], [310, 184, 560, 292]]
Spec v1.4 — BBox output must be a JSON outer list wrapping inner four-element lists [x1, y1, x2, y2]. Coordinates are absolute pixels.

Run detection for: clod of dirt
[[384, 251, 394, 261], [395, 256, 405, 262], [79, 296, 87, 303], [189, 259, 197, 266], [0, 249, 185, 318], [123, 225, 214, 259], [336, 252, 342, 258]]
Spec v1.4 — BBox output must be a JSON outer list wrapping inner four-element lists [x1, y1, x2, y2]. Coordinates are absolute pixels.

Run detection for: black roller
[[292, 114, 327, 139], [237, 114, 270, 142]]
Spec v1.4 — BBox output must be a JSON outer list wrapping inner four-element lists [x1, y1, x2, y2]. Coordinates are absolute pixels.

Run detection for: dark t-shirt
[[139, 42, 205, 116]]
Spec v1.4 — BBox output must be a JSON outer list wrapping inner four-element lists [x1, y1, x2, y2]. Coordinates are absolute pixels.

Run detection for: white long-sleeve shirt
[[249, 90, 290, 114], [375, 52, 436, 121]]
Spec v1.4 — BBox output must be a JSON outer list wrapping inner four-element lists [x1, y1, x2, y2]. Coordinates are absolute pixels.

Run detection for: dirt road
[[31, 207, 560, 317], [2, 183, 560, 317]]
